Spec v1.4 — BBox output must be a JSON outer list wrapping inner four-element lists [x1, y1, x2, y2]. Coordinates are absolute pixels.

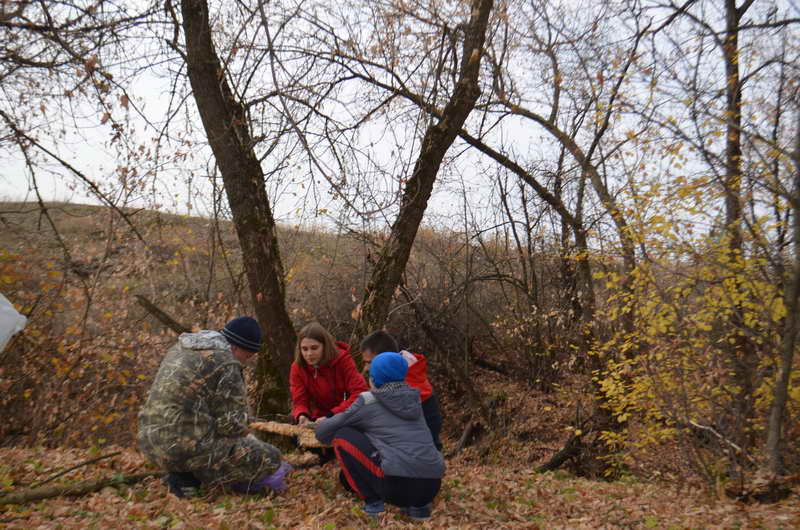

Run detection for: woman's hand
[[297, 415, 312, 426]]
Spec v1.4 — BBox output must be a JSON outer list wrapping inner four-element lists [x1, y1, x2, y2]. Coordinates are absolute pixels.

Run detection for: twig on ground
[[687, 420, 755, 464], [31, 451, 122, 488]]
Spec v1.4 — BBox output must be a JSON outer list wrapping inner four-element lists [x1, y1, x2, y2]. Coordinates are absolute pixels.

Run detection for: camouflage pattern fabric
[[184, 434, 282, 485], [138, 331, 282, 485]]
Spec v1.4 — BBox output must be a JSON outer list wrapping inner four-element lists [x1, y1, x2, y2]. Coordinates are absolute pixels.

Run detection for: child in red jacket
[[359, 330, 443, 450], [290, 322, 368, 425]]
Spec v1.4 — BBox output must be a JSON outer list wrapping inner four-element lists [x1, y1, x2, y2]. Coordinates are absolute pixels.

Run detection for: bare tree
[[638, 0, 800, 470], [1, 1, 157, 229], [765, 111, 800, 474], [180, 0, 296, 414], [350, 0, 495, 340]]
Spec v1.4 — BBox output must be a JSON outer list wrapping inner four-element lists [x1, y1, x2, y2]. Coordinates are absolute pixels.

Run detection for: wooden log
[[536, 433, 582, 473], [449, 420, 482, 457], [0, 472, 158, 506], [135, 294, 190, 334], [283, 452, 321, 469], [250, 421, 328, 448]]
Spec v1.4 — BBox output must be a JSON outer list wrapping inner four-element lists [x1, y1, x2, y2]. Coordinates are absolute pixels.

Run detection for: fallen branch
[[0, 472, 158, 506], [537, 402, 590, 473], [250, 421, 328, 448], [474, 358, 509, 375], [536, 433, 583, 473], [449, 420, 482, 457], [31, 451, 121, 488], [135, 294, 190, 334], [687, 420, 755, 464], [283, 452, 321, 469], [0, 511, 77, 524]]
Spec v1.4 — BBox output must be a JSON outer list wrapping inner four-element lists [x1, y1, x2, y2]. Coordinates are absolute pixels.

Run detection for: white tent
[[0, 293, 26, 353]]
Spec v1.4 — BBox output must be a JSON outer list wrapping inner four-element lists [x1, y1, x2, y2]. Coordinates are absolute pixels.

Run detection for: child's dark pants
[[422, 392, 444, 450], [332, 426, 441, 508]]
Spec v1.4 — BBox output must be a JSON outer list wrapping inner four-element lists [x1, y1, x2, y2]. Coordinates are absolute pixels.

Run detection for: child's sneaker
[[403, 503, 432, 521], [363, 500, 385, 519]]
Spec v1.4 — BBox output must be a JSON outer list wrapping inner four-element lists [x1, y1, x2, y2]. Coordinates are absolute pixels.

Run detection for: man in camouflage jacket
[[138, 317, 283, 495]]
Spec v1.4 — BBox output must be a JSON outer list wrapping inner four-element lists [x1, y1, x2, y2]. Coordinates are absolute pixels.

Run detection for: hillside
[[1, 202, 799, 528], [0, 201, 567, 455]]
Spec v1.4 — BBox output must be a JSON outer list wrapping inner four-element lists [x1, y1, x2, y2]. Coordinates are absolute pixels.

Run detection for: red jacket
[[402, 351, 434, 402], [290, 341, 368, 421]]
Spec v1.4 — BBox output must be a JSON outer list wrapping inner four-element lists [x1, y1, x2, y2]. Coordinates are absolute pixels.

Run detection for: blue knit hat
[[369, 352, 408, 388], [221, 316, 262, 352]]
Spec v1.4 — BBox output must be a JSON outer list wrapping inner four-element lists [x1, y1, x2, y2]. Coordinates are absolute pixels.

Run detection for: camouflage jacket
[[138, 331, 250, 459]]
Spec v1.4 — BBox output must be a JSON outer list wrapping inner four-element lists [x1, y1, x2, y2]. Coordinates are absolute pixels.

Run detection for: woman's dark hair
[[359, 330, 399, 355]]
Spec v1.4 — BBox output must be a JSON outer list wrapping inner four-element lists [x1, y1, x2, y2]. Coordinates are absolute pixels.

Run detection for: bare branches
[[0, 108, 147, 244], [181, 0, 297, 414], [351, 0, 495, 340]]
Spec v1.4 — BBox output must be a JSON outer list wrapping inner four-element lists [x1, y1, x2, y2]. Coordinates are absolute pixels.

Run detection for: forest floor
[[1, 446, 798, 529]]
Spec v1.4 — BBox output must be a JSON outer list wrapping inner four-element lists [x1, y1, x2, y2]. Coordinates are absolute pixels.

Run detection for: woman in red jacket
[[290, 322, 368, 425]]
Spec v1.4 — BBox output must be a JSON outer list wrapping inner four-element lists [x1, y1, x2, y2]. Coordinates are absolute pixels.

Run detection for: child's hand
[[298, 415, 311, 426], [314, 417, 325, 424]]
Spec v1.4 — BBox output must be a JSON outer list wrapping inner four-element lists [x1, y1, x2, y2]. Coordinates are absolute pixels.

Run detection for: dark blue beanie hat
[[369, 352, 408, 388], [221, 316, 262, 352]]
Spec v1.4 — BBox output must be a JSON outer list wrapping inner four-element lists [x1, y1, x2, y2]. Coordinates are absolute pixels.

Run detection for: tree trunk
[[343, 69, 598, 328], [723, 0, 746, 255], [764, 112, 800, 474], [351, 0, 495, 341], [181, 0, 296, 415], [722, 0, 755, 457], [458, 128, 597, 322]]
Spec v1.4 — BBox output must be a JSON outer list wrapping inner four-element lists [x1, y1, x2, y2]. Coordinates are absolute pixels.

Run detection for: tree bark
[[723, 0, 747, 255], [181, 0, 296, 414], [764, 112, 800, 474], [722, 0, 756, 457], [350, 0, 494, 342], [250, 421, 327, 448]]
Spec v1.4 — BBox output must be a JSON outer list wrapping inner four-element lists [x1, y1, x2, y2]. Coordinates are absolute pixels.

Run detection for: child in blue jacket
[[314, 352, 445, 521]]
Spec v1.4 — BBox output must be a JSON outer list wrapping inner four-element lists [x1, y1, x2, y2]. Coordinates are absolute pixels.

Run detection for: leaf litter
[[1, 446, 798, 529]]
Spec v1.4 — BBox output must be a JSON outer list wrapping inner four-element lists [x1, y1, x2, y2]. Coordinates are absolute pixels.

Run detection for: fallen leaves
[[0, 446, 798, 529]]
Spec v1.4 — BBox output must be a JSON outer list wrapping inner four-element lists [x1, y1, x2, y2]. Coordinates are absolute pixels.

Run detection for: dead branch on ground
[[31, 451, 121, 488], [0, 473, 158, 506], [250, 421, 328, 448], [135, 294, 190, 334]]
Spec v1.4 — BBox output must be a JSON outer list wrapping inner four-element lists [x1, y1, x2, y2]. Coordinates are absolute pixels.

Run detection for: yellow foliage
[[594, 233, 797, 467]]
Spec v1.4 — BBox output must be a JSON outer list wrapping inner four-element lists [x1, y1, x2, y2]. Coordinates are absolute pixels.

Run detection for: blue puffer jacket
[[314, 381, 445, 479]]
